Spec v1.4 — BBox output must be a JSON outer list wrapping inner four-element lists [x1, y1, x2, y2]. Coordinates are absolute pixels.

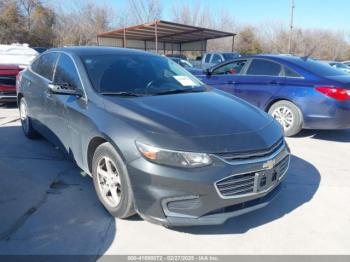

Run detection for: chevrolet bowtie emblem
[[263, 159, 276, 169]]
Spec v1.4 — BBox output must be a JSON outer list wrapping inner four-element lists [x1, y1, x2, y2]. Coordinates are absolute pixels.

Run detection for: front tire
[[268, 100, 303, 137], [92, 142, 135, 218], [19, 97, 39, 139]]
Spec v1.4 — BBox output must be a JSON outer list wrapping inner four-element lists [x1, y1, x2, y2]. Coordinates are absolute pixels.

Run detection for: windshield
[[81, 54, 206, 96], [297, 59, 349, 76]]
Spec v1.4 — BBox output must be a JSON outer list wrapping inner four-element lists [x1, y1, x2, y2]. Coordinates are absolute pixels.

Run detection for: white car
[[343, 61, 350, 67], [329, 62, 350, 74], [0, 44, 38, 68]]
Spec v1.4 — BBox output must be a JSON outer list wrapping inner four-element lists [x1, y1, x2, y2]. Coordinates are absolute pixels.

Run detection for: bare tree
[[17, 0, 40, 31], [0, 1, 27, 43], [53, 1, 115, 46], [1, 0, 349, 60], [123, 0, 162, 25]]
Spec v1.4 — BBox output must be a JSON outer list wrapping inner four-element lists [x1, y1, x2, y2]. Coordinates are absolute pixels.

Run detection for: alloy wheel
[[96, 157, 122, 207], [19, 100, 29, 133]]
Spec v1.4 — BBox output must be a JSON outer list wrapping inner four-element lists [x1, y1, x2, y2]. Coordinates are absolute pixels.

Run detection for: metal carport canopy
[[97, 20, 236, 53]]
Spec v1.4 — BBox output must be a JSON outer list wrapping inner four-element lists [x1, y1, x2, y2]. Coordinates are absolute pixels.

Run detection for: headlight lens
[[136, 141, 212, 168]]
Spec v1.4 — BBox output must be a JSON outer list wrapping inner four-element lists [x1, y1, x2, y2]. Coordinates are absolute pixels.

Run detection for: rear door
[[233, 58, 285, 108], [26, 52, 59, 128]]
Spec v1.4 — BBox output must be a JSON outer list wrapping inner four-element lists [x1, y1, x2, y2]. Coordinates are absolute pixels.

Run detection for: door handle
[[269, 80, 280, 85], [45, 91, 52, 99], [227, 80, 235, 84]]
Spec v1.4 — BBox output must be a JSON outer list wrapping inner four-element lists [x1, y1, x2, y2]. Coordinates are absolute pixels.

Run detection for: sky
[[107, 0, 350, 32]]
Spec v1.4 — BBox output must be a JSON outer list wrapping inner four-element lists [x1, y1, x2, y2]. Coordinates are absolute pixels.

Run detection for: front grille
[[215, 155, 290, 198], [276, 155, 289, 179], [208, 184, 282, 216], [0, 75, 16, 86], [215, 139, 284, 162], [216, 173, 256, 197], [167, 198, 201, 212]]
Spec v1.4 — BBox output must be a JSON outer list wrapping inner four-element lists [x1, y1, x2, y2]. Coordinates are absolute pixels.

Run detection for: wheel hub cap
[[271, 106, 294, 130]]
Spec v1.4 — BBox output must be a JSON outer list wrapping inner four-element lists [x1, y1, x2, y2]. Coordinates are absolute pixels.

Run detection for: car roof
[[231, 54, 322, 65], [49, 46, 155, 57], [206, 51, 239, 54]]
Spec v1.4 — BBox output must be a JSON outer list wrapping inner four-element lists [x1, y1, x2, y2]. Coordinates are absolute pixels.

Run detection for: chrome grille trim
[[214, 139, 284, 163], [215, 154, 290, 199], [211, 139, 287, 166], [216, 176, 254, 187]]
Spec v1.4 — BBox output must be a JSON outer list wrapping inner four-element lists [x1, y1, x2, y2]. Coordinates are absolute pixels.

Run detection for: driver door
[[202, 59, 248, 95], [46, 53, 87, 161]]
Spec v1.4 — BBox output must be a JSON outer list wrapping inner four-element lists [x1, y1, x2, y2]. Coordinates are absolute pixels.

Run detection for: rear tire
[[268, 100, 303, 137], [19, 97, 39, 139], [92, 142, 135, 218]]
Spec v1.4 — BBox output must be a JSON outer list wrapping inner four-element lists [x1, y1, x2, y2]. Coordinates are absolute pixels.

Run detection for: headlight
[[135, 141, 212, 168]]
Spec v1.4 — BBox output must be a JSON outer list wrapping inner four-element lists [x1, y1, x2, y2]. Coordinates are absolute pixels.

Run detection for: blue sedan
[[195, 55, 350, 136]]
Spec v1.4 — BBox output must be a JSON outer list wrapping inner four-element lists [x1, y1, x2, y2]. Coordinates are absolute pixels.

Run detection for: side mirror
[[48, 83, 83, 97], [204, 68, 213, 76]]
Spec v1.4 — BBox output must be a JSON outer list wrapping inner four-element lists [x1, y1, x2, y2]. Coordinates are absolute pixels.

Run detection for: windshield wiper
[[100, 92, 143, 97], [154, 88, 203, 96]]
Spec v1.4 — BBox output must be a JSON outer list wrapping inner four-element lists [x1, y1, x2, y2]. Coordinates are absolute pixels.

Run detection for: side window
[[34, 53, 59, 80], [284, 66, 302, 77], [211, 54, 223, 64], [213, 60, 247, 75], [204, 54, 212, 63], [31, 58, 40, 73], [54, 54, 82, 90], [246, 59, 283, 76]]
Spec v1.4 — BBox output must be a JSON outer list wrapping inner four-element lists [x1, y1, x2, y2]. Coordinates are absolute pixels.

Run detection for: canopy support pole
[[231, 35, 235, 52], [123, 28, 127, 48], [155, 22, 158, 53]]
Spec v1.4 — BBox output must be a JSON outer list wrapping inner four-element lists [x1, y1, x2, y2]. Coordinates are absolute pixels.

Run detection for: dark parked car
[[0, 64, 22, 104], [195, 55, 350, 136], [166, 54, 187, 60], [200, 52, 241, 69], [17, 47, 290, 226], [32, 47, 48, 54]]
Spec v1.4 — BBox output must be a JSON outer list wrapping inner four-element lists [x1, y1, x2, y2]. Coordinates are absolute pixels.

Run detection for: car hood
[[102, 90, 283, 152], [0, 64, 20, 70]]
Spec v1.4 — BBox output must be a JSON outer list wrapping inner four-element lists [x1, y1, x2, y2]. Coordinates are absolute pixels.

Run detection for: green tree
[[0, 1, 27, 44], [236, 26, 262, 55], [27, 4, 55, 46]]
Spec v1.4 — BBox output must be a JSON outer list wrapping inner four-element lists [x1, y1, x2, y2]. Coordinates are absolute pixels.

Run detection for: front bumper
[[0, 93, 16, 103], [127, 141, 290, 226]]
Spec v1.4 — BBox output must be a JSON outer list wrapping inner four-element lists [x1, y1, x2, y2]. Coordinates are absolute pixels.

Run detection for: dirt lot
[[0, 104, 349, 256]]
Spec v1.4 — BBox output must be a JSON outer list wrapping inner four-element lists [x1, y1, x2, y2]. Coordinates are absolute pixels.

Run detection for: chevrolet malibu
[[17, 47, 290, 226]]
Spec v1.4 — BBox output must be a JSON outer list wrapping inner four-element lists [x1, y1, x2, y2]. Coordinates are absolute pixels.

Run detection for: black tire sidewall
[[92, 142, 134, 218], [268, 100, 303, 137], [19, 98, 38, 139]]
